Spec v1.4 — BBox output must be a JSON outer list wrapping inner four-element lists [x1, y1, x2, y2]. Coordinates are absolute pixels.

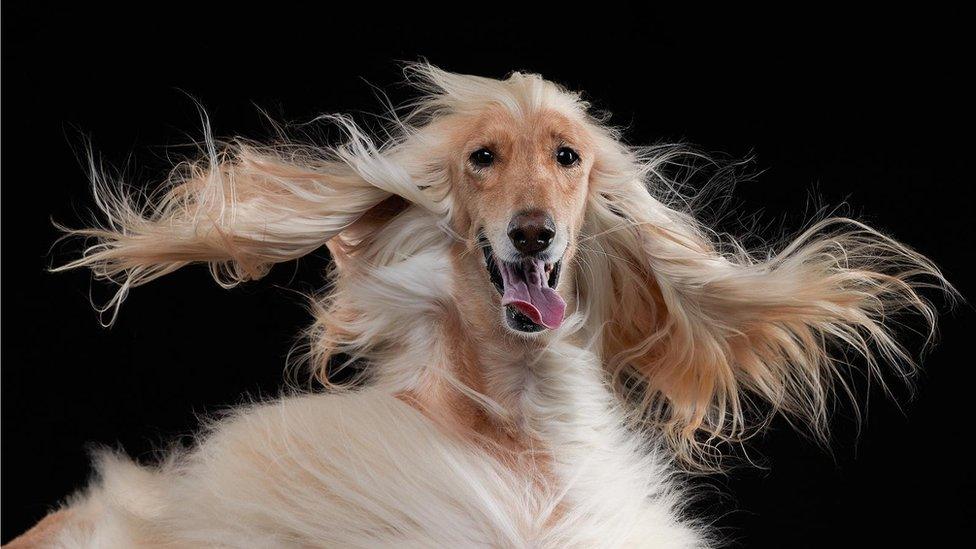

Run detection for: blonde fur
[[26, 64, 949, 547], [578, 138, 948, 464]]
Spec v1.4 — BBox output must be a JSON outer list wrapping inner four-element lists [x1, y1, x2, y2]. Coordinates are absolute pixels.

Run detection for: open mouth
[[480, 237, 565, 333]]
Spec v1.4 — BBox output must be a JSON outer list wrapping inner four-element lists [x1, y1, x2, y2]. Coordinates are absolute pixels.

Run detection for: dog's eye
[[555, 147, 579, 167], [470, 148, 495, 168]]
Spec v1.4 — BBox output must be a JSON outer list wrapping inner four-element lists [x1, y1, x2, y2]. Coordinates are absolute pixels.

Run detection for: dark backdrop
[[3, 3, 973, 546]]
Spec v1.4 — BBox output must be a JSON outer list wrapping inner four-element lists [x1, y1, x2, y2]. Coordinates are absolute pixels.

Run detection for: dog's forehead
[[458, 107, 591, 150]]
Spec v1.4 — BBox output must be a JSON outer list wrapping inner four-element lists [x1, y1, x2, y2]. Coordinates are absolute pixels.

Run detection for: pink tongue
[[499, 259, 566, 329]]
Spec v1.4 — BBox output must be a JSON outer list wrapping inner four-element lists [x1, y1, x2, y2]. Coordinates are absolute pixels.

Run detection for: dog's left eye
[[470, 148, 495, 168], [555, 147, 579, 167]]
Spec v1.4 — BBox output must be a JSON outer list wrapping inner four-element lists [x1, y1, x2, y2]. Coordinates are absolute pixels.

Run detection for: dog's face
[[450, 107, 594, 335]]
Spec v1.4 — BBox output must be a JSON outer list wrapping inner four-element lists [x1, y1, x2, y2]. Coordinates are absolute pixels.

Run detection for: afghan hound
[[10, 64, 949, 548]]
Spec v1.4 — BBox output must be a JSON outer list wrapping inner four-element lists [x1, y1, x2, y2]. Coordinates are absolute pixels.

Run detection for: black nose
[[507, 210, 555, 256]]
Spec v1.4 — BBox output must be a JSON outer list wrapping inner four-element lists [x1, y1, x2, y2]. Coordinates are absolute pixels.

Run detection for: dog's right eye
[[469, 148, 495, 168]]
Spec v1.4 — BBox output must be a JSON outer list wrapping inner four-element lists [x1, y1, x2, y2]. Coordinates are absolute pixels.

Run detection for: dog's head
[[61, 64, 949, 466], [449, 106, 593, 334]]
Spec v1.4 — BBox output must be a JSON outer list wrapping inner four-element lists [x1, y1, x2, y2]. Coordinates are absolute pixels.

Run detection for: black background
[[2, 3, 973, 546]]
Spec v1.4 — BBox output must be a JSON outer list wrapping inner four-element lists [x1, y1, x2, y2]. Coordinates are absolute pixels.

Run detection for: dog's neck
[[381, 247, 577, 443]]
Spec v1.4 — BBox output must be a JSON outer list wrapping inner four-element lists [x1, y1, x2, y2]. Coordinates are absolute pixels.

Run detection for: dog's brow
[[545, 121, 586, 147]]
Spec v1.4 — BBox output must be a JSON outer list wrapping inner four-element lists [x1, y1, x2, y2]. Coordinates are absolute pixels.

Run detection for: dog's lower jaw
[[503, 305, 548, 334]]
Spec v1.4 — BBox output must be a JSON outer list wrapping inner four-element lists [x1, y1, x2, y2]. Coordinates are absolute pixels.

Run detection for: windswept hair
[[55, 81, 454, 323], [57, 63, 952, 467], [577, 137, 951, 465]]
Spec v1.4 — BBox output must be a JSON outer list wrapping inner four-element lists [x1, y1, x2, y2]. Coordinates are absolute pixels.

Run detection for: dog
[[10, 64, 948, 547]]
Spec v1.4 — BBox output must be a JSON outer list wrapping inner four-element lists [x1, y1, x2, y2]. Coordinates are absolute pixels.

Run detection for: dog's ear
[[325, 196, 412, 271], [576, 138, 950, 467], [56, 116, 445, 323]]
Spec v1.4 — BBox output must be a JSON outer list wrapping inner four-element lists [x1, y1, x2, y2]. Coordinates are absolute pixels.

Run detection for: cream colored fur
[[43, 349, 702, 548], [23, 64, 949, 547]]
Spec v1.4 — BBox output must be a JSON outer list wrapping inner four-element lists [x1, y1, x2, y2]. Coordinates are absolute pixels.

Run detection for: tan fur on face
[[449, 107, 592, 250]]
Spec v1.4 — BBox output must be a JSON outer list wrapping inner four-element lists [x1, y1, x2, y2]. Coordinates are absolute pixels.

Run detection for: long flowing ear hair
[[576, 129, 954, 467], [54, 102, 453, 326]]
